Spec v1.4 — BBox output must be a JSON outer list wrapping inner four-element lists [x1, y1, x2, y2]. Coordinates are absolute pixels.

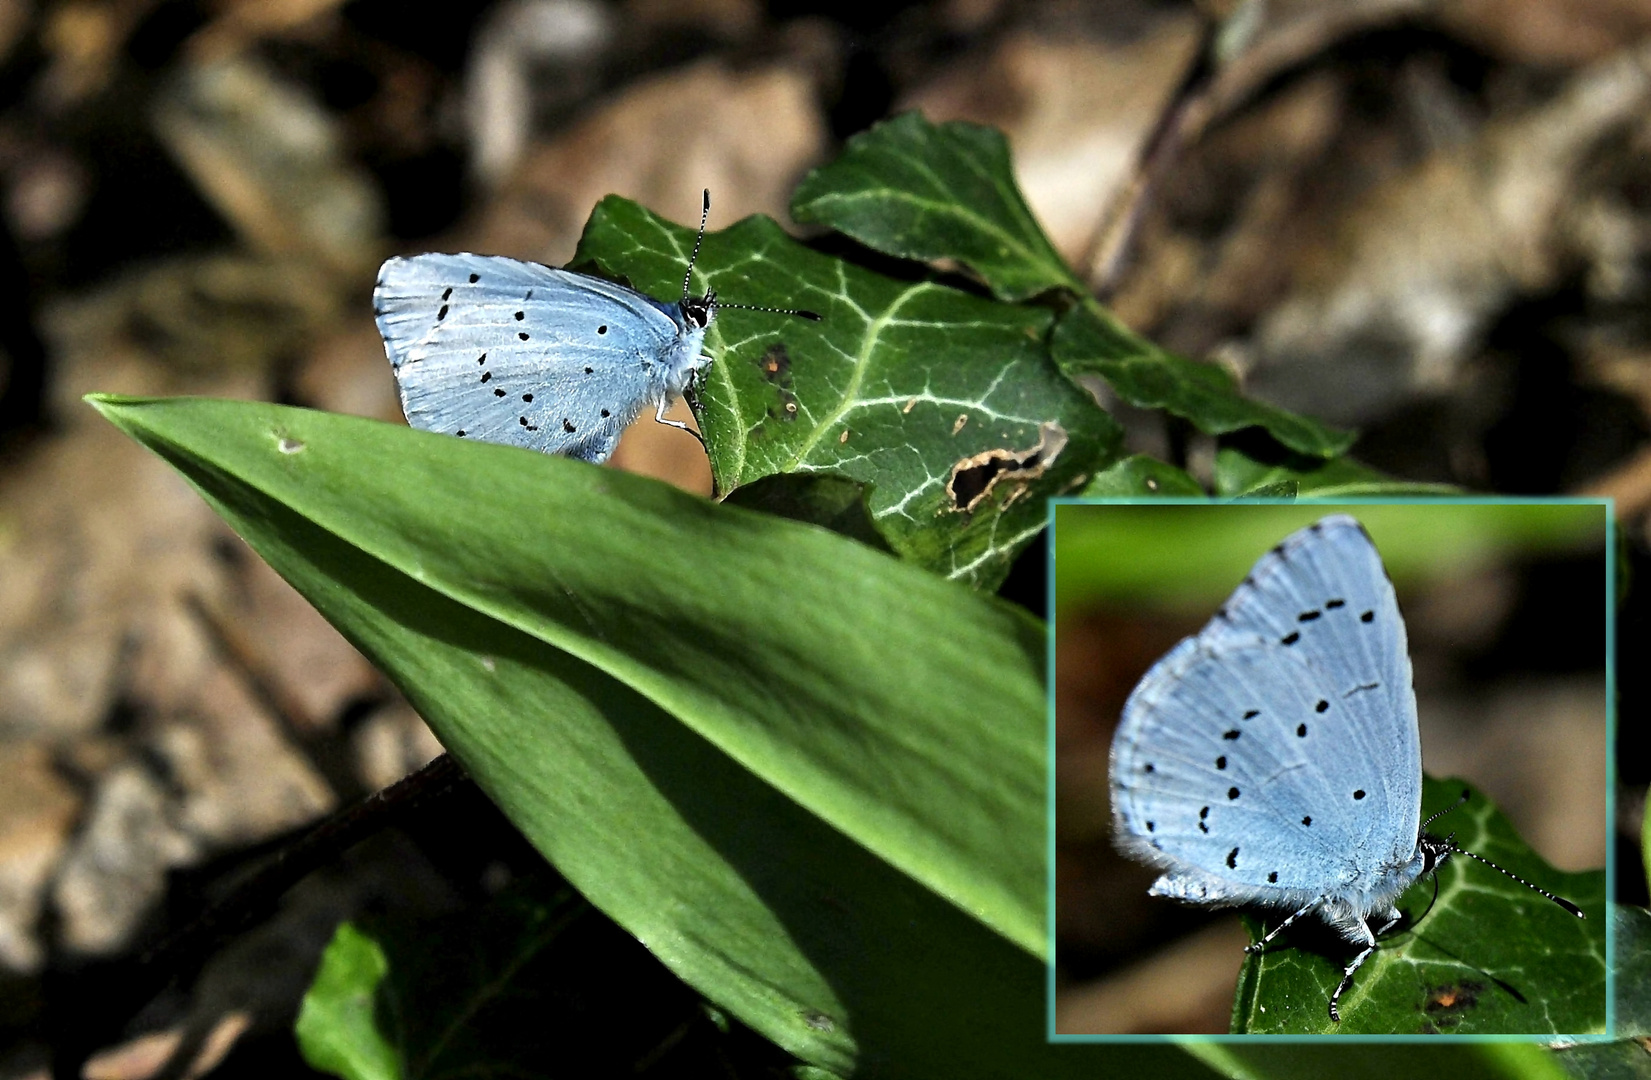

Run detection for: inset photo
[[1050, 501, 1610, 1038]]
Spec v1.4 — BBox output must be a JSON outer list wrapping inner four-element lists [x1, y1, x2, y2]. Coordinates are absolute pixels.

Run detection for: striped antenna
[[683, 190, 822, 322]]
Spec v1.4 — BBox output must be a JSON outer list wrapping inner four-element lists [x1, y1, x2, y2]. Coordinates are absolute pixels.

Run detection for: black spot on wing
[[1281, 631, 1300, 645], [1361, 610, 1375, 623]]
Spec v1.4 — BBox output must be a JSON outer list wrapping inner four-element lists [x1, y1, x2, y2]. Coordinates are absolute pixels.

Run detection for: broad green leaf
[[1195, 1043, 1575, 1080], [1233, 778, 1607, 1035], [1213, 443, 1458, 497], [1079, 454, 1204, 497], [296, 923, 400, 1080], [790, 111, 1081, 302], [574, 197, 1120, 590], [91, 395, 1214, 1080], [1053, 305, 1355, 459]]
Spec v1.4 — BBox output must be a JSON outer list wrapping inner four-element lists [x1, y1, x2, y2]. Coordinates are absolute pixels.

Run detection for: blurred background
[[1053, 502, 1610, 1034], [0, 0, 1645, 1072]]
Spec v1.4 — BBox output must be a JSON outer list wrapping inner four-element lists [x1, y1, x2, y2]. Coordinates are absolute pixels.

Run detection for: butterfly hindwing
[[1111, 516, 1423, 909], [375, 253, 689, 462]]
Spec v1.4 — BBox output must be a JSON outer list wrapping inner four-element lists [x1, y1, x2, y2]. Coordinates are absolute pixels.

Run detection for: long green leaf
[[1195, 1043, 1576, 1080], [90, 395, 1213, 1079]]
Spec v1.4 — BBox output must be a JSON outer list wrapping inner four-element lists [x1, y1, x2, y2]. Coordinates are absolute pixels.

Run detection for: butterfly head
[[1418, 832, 1456, 877], [1418, 790, 1584, 918], [681, 290, 716, 330], [679, 190, 822, 328]]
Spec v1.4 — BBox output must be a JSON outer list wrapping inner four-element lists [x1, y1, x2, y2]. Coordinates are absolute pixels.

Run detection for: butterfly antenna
[[718, 301, 823, 322], [1446, 844, 1585, 918], [680, 189, 822, 321], [1420, 788, 1472, 832], [684, 189, 710, 303]]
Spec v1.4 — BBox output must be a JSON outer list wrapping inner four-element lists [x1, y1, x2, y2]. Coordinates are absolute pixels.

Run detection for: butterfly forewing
[[1111, 516, 1423, 908], [375, 253, 687, 463]]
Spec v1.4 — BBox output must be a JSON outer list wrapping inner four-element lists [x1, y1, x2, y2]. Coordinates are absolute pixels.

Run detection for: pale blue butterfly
[[1109, 514, 1582, 1022], [374, 191, 819, 463]]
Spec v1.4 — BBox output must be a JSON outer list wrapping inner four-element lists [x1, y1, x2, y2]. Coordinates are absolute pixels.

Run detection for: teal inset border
[[1044, 496, 1617, 1043]]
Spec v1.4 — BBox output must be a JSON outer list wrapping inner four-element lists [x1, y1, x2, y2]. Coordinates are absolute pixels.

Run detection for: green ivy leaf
[[298, 885, 704, 1080], [1080, 454, 1205, 497], [1053, 306, 1356, 459], [1214, 443, 1460, 497], [790, 112, 1081, 302], [1612, 905, 1651, 1038], [90, 395, 1216, 1080], [295, 923, 400, 1080], [574, 197, 1120, 589], [787, 112, 1353, 463], [1233, 779, 1607, 1035], [1552, 1041, 1651, 1079]]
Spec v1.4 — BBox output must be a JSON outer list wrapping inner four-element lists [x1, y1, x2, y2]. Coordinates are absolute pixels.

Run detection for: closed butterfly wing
[[375, 253, 695, 463], [1110, 515, 1421, 910]]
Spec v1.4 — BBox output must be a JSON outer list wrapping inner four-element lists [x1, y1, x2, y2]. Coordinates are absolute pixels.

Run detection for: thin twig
[[1080, 0, 1433, 297]]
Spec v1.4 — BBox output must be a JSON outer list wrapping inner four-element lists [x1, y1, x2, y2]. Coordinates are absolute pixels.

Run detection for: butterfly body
[[374, 253, 714, 463]]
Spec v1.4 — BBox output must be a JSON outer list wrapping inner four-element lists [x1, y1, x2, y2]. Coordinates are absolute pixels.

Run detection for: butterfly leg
[[1328, 917, 1382, 1023], [1244, 894, 1327, 955], [652, 396, 707, 450]]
